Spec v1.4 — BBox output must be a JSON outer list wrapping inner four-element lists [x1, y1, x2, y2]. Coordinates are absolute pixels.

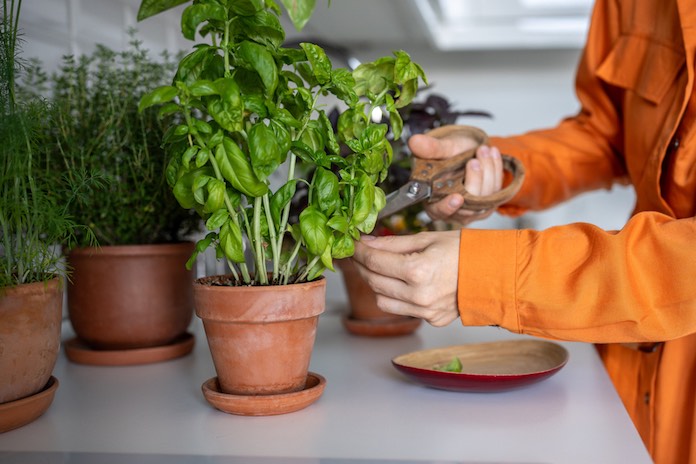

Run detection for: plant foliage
[[0, 0, 95, 287], [138, 0, 427, 285], [21, 35, 201, 246]]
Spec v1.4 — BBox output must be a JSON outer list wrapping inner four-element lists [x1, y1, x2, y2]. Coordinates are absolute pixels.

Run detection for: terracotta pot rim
[[67, 241, 194, 257], [194, 275, 326, 323], [0, 277, 61, 295]]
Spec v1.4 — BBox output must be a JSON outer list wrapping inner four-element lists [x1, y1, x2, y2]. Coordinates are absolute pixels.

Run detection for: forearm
[[457, 213, 696, 343]]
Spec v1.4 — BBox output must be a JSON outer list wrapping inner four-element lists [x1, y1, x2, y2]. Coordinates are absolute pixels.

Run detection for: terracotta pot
[[337, 259, 403, 321], [337, 259, 422, 337], [194, 275, 325, 396], [66, 242, 194, 350], [0, 278, 62, 404]]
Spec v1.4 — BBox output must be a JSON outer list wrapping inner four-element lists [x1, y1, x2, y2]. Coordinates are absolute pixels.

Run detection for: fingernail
[[478, 146, 489, 158], [491, 147, 501, 159], [469, 159, 481, 171], [361, 235, 376, 241], [449, 196, 463, 208]]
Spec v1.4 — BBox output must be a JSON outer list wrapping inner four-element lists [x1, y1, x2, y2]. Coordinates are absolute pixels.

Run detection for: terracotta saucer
[[64, 332, 195, 366], [202, 372, 326, 416], [342, 315, 422, 337], [0, 376, 59, 433]]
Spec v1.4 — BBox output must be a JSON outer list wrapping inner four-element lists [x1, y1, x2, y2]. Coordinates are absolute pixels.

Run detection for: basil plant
[[138, 0, 427, 285]]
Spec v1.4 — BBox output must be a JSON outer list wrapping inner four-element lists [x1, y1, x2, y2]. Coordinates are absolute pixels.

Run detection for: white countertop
[[0, 300, 652, 464]]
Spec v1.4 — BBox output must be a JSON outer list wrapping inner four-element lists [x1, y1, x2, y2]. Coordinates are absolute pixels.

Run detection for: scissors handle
[[411, 125, 525, 211]]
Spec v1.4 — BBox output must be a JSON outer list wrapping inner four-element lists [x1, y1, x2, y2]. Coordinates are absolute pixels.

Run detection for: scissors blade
[[377, 180, 431, 220]]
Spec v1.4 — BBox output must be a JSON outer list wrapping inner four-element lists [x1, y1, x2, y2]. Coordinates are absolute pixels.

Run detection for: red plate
[[392, 339, 568, 393]]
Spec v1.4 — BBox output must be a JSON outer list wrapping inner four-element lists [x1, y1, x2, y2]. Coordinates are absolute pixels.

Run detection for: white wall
[[17, 1, 636, 303]]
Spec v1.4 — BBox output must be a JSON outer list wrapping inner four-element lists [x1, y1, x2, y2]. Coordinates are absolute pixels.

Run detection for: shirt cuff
[[457, 228, 521, 333]]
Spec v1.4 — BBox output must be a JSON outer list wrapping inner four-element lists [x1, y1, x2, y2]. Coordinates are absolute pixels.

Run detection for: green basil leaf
[[318, 110, 340, 155], [138, 85, 177, 112], [361, 150, 383, 175], [353, 59, 394, 97], [189, 79, 218, 96], [311, 167, 341, 216], [216, 138, 268, 197], [306, 259, 325, 282], [387, 93, 403, 139], [271, 107, 301, 129], [320, 238, 334, 271], [394, 50, 420, 84], [238, 10, 285, 49], [360, 124, 388, 151], [137, 0, 188, 21], [248, 123, 281, 180], [270, 180, 297, 226], [184, 232, 216, 270], [174, 46, 224, 87], [181, 3, 227, 41], [157, 102, 180, 118], [269, 120, 291, 161], [280, 0, 316, 31], [299, 42, 332, 85], [172, 167, 214, 209], [206, 77, 244, 133], [299, 206, 330, 256], [356, 186, 386, 234], [337, 107, 367, 142], [278, 48, 306, 65], [229, 0, 264, 16], [220, 221, 245, 263], [327, 215, 349, 233], [237, 41, 278, 97], [289, 141, 314, 164], [194, 119, 212, 134], [300, 123, 324, 152], [395, 78, 418, 109], [329, 68, 358, 106], [351, 173, 375, 225], [205, 208, 228, 231], [331, 233, 354, 259], [203, 178, 225, 214], [182, 146, 198, 169]]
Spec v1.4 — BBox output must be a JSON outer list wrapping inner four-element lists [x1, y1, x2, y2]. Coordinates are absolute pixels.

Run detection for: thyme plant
[[138, 0, 427, 285], [22, 36, 201, 247]]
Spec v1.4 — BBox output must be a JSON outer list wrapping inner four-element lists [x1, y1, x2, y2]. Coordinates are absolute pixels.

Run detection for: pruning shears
[[378, 125, 525, 220]]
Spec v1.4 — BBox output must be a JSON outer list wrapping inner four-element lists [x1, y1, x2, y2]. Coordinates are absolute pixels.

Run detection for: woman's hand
[[351, 230, 461, 327], [408, 133, 504, 225]]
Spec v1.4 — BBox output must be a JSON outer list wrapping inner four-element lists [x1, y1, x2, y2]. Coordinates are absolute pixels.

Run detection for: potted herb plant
[[137, 0, 426, 415], [0, 0, 94, 431], [24, 36, 202, 365], [338, 92, 492, 336]]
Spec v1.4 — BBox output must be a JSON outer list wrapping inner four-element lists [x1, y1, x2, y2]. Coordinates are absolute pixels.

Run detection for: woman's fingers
[[408, 133, 478, 160]]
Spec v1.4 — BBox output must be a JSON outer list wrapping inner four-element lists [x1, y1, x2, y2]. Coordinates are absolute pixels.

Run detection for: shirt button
[[644, 392, 651, 404]]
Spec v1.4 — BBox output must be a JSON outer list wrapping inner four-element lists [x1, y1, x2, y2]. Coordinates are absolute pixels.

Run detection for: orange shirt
[[456, 0, 696, 462]]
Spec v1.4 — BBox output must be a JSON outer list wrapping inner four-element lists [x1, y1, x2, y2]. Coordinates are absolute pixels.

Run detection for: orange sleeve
[[489, 0, 628, 217], [457, 213, 696, 343]]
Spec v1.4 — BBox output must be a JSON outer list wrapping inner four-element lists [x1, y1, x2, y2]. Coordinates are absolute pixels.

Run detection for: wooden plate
[[392, 339, 568, 392]]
